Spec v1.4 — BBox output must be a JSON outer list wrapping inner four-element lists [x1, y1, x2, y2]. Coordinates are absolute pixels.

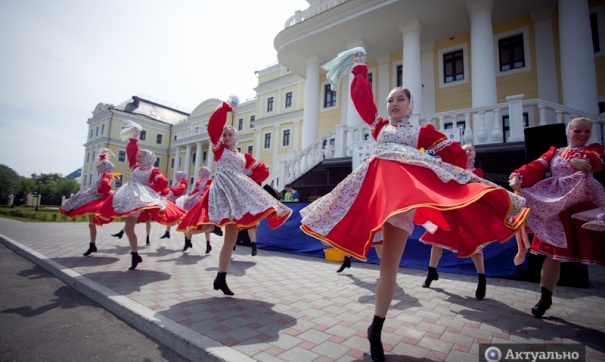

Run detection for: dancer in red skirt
[[59, 149, 118, 256], [93, 122, 186, 270], [510, 117, 605, 318], [177, 95, 291, 295], [300, 48, 528, 362], [159, 170, 189, 240]]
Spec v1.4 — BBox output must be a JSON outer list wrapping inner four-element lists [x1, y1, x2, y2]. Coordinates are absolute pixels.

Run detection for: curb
[[0, 235, 256, 362]]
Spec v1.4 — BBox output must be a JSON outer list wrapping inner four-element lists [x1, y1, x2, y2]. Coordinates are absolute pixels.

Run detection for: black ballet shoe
[[531, 287, 553, 318], [128, 252, 143, 270], [213, 272, 234, 296], [336, 256, 351, 273], [111, 230, 124, 239], [422, 266, 439, 288], [160, 231, 170, 239], [146, 236, 150, 246], [233, 244, 236, 251], [476, 273, 486, 300], [367, 315, 385, 362], [251, 243, 257, 256], [205, 240, 212, 254], [212, 226, 223, 237], [183, 238, 192, 252], [83, 243, 97, 256]]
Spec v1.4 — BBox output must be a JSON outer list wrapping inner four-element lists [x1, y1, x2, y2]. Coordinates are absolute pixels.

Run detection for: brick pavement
[[1, 217, 604, 361]]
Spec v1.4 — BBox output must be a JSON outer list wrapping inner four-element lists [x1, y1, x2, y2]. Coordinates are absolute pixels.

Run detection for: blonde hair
[[567, 117, 592, 132]]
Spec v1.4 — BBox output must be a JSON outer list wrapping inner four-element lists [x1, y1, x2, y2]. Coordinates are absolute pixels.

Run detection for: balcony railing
[[284, 0, 349, 28]]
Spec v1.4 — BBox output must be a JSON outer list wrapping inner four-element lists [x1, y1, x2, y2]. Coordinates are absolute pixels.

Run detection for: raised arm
[[126, 138, 139, 171], [350, 64, 389, 140]]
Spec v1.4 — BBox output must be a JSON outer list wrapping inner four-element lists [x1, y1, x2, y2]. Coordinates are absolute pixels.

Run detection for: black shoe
[[251, 243, 257, 256], [422, 266, 439, 288], [205, 240, 212, 254], [128, 252, 143, 270], [111, 230, 124, 239], [160, 231, 170, 239], [213, 272, 234, 296], [183, 238, 193, 252], [476, 274, 486, 300], [212, 226, 223, 237], [146, 236, 150, 246], [531, 287, 553, 318], [367, 315, 385, 362], [337, 256, 351, 273], [83, 243, 97, 256]]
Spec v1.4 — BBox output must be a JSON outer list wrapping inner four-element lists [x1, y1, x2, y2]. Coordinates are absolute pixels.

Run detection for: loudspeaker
[[523, 123, 567, 163]]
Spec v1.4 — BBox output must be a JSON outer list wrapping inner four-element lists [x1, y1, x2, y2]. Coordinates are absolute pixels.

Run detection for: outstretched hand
[[509, 175, 522, 192], [353, 53, 366, 65]]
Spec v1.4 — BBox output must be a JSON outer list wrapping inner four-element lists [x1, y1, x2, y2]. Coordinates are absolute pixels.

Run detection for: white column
[[173, 146, 181, 181], [531, 7, 559, 124], [467, 0, 498, 143], [206, 143, 215, 171], [399, 20, 423, 117], [302, 57, 321, 149], [183, 144, 192, 179], [421, 42, 436, 115], [377, 55, 390, 118], [559, 0, 599, 113], [193, 141, 202, 182]]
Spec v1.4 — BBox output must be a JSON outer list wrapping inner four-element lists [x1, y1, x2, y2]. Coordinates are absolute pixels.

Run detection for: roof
[[113, 96, 190, 125]]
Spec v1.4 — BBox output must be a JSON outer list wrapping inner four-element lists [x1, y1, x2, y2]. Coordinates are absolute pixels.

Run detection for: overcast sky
[[0, 0, 309, 178]]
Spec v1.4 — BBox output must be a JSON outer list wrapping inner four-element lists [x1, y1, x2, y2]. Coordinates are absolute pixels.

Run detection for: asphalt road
[[0, 242, 189, 362]]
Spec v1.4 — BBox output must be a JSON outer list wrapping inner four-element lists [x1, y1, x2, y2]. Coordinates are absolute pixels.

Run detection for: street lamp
[[35, 181, 42, 211], [11, 184, 16, 208]]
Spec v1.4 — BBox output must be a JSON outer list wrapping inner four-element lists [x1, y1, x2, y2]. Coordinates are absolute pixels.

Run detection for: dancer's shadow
[[18, 265, 56, 280], [157, 253, 207, 265], [82, 270, 171, 295], [436, 289, 605, 354], [145, 246, 185, 258], [103, 245, 134, 256], [345, 274, 420, 309], [158, 297, 296, 345], [205, 260, 256, 277], [2, 285, 92, 317], [51, 256, 120, 269]]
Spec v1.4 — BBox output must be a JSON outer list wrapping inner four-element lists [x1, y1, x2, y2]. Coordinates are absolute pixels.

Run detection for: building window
[[445, 121, 466, 139], [202, 151, 207, 163], [283, 129, 291, 146], [592, 12, 601, 53], [118, 150, 126, 162], [502, 113, 529, 143], [599, 101, 605, 114], [154, 157, 160, 168], [114, 174, 124, 188], [443, 49, 464, 83], [192, 152, 196, 163], [323, 84, 337, 108], [156, 134, 163, 144], [140, 130, 147, 141], [499, 34, 525, 71], [285, 92, 292, 108], [396, 65, 403, 87], [95, 126, 99, 137], [83, 174, 87, 186], [86, 152, 90, 163], [101, 124, 105, 134], [236, 147, 241, 152], [89, 129, 93, 139], [264, 133, 271, 149], [267, 97, 274, 112], [238, 118, 243, 131], [247, 145, 253, 154], [171, 158, 174, 168]]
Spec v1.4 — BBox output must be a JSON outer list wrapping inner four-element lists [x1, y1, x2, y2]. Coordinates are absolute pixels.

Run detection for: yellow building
[[83, 0, 605, 198]]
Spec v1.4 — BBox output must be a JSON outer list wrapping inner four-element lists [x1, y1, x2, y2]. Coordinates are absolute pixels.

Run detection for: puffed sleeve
[[417, 125, 466, 168], [208, 102, 233, 161], [512, 146, 557, 187], [245, 153, 269, 183], [472, 168, 485, 178], [126, 138, 139, 170], [584, 143, 604, 172], [149, 168, 168, 193], [350, 64, 389, 140], [97, 173, 113, 195], [172, 180, 188, 197]]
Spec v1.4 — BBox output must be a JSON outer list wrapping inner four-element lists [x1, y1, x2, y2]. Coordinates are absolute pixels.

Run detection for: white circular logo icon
[[484, 346, 502, 362]]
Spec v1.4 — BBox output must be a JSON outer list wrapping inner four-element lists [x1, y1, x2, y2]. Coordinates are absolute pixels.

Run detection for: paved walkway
[[1, 217, 604, 362]]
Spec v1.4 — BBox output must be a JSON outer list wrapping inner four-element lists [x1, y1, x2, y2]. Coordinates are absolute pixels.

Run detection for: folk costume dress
[[512, 143, 605, 265], [60, 159, 115, 219], [183, 178, 211, 211], [162, 171, 188, 203], [300, 63, 529, 261], [93, 139, 186, 226], [177, 102, 292, 232]]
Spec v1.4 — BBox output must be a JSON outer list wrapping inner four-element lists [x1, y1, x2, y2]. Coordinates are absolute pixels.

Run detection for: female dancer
[[181, 166, 214, 253], [419, 143, 488, 300], [159, 171, 189, 239], [177, 95, 291, 295], [93, 123, 186, 270], [59, 149, 118, 256], [300, 49, 528, 362], [509, 116, 605, 317]]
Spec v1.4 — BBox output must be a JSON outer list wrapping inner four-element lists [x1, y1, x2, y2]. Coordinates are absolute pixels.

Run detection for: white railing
[[271, 95, 605, 189], [284, 0, 349, 28]]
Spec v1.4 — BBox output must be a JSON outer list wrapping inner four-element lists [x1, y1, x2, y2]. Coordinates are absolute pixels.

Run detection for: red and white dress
[[300, 64, 529, 261], [177, 102, 292, 232], [183, 178, 211, 211], [59, 172, 114, 218], [161, 176, 188, 203], [512, 144, 605, 265], [93, 139, 186, 226]]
